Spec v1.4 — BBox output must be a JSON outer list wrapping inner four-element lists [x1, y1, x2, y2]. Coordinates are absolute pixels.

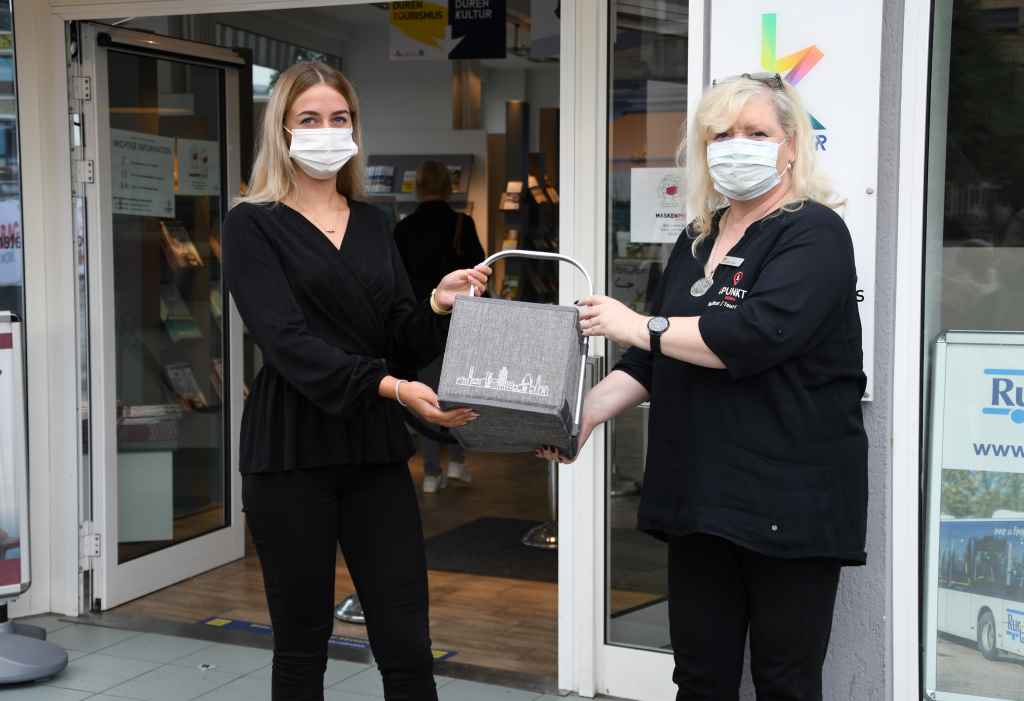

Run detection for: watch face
[[648, 316, 669, 334]]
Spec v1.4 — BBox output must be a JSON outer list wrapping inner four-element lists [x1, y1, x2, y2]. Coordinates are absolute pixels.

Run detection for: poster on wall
[[111, 129, 175, 218], [0, 316, 25, 592], [629, 168, 686, 244], [0, 198, 21, 287], [925, 333, 1024, 701], [709, 1, 882, 399], [176, 138, 221, 197], [389, 1, 506, 60]]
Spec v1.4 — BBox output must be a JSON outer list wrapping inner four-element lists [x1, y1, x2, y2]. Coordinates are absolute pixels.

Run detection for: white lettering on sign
[[454, 0, 494, 21]]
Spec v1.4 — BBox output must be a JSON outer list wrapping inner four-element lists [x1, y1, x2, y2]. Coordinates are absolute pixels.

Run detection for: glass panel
[[0, 0, 22, 320], [106, 51, 229, 564], [925, 2, 1024, 697], [605, 0, 688, 651]]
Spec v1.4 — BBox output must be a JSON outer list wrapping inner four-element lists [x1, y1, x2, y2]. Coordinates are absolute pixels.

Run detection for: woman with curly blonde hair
[[541, 73, 867, 701]]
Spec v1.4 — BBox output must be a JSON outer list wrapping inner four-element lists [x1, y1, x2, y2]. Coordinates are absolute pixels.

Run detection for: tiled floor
[[3, 616, 587, 701]]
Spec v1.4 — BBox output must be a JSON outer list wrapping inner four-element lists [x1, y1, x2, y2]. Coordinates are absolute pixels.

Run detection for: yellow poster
[[389, 2, 449, 60]]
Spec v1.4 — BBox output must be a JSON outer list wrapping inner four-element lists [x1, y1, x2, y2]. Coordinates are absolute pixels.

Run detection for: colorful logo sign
[[982, 369, 1024, 424], [760, 13, 825, 130]]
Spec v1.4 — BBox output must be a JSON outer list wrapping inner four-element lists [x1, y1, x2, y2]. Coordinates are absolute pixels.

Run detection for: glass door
[[596, 1, 696, 696], [78, 23, 245, 610]]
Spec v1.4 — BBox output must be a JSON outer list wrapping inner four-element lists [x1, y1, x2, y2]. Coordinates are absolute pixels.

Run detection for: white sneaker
[[423, 473, 448, 494], [447, 461, 472, 484]]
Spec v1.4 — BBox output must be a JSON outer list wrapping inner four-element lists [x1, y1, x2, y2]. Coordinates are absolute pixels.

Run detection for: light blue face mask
[[706, 137, 789, 201]]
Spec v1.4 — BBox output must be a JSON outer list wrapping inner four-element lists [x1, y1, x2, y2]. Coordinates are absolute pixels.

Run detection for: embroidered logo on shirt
[[455, 366, 551, 397]]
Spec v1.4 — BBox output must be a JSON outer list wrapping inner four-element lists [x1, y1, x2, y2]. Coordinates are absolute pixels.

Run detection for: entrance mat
[[424, 517, 555, 583], [199, 617, 457, 661]]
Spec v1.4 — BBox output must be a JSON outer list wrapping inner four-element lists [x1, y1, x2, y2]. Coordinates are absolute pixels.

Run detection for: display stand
[[0, 313, 69, 684]]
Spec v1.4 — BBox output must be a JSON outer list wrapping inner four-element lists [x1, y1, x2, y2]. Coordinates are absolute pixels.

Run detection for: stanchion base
[[0, 621, 47, 641], [334, 594, 365, 625], [609, 475, 641, 498], [522, 522, 557, 550], [0, 633, 68, 684]]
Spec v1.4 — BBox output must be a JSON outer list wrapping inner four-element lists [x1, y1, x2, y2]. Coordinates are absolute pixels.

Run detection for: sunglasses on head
[[712, 72, 785, 91]]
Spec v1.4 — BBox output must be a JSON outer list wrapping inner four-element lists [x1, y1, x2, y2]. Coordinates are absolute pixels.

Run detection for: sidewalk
[[4, 616, 588, 701]]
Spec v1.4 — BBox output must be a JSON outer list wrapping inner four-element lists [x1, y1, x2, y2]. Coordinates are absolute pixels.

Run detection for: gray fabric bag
[[437, 251, 591, 457]]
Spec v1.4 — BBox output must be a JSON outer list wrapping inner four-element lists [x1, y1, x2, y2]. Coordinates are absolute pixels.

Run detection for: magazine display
[[160, 220, 204, 271], [164, 362, 209, 409], [160, 284, 202, 342]]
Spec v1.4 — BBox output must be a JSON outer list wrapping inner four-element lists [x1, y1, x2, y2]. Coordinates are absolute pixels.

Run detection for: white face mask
[[706, 137, 789, 201], [285, 126, 358, 180]]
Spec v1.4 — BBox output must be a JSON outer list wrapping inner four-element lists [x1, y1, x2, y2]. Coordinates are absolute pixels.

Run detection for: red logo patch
[[732, 271, 744, 286]]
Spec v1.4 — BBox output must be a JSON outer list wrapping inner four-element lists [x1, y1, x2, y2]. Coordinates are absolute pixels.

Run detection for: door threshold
[[62, 612, 559, 695]]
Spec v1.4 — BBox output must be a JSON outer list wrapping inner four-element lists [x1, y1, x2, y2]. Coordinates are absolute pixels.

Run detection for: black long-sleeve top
[[616, 201, 868, 564], [393, 201, 485, 302], [222, 200, 449, 473]]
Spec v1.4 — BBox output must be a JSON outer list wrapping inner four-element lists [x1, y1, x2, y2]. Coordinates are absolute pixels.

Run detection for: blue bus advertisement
[[938, 518, 1024, 662]]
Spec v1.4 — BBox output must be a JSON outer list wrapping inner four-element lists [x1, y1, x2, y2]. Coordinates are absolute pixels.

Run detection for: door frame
[[76, 21, 246, 610], [14, 0, 605, 695]]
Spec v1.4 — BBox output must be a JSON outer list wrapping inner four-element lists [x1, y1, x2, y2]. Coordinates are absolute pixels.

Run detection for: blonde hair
[[682, 77, 841, 253], [237, 62, 366, 205], [416, 160, 452, 201]]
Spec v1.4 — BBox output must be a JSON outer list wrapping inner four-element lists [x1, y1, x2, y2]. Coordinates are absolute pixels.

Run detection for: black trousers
[[243, 463, 436, 701], [668, 534, 841, 701]]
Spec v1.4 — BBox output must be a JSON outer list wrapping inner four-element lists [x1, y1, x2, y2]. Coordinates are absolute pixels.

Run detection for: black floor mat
[[424, 517, 556, 583]]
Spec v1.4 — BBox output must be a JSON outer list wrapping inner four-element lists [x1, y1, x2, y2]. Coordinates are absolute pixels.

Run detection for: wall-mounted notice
[[0, 198, 22, 287], [629, 168, 685, 245], [111, 129, 175, 218], [177, 138, 221, 197], [709, 1, 882, 399], [925, 332, 1024, 701]]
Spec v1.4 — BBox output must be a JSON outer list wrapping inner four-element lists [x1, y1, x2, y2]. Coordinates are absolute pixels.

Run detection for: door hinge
[[71, 76, 92, 102], [76, 159, 95, 184], [81, 523, 101, 561]]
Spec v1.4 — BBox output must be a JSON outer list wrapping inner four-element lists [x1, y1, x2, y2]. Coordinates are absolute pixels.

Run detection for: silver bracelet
[[394, 379, 408, 407]]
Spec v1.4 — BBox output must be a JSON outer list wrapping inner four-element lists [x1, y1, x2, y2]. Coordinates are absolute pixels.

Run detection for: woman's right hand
[[400, 381, 478, 428], [535, 412, 598, 464]]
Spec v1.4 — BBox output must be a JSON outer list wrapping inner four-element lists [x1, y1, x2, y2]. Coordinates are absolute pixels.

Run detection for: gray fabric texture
[[438, 296, 584, 456]]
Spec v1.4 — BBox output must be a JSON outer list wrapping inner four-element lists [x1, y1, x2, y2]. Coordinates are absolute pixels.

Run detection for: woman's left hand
[[435, 264, 493, 310], [579, 295, 647, 348]]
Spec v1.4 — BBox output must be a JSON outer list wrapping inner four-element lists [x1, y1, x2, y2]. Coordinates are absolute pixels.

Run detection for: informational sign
[[111, 129, 175, 218], [176, 138, 221, 197], [709, 1, 882, 399], [530, 0, 559, 59], [0, 315, 27, 593], [0, 197, 22, 287], [629, 168, 685, 244], [389, 0, 505, 60], [925, 332, 1024, 701]]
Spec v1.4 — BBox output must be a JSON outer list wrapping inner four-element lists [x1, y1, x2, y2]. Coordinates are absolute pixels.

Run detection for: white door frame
[[892, 0, 932, 699], [14, 0, 604, 695], [77, 21, 246, 610]]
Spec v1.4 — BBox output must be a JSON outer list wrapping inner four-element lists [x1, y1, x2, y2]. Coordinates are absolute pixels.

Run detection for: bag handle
[[470, 249, 594, 299]]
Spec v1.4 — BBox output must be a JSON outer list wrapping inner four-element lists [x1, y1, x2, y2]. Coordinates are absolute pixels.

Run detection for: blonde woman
[[222, 62, 489, 701], [540, 73, 868, 700]]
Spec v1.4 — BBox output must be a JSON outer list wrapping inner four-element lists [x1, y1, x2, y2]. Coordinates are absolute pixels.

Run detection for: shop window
[[925, 2, 1024, 696]]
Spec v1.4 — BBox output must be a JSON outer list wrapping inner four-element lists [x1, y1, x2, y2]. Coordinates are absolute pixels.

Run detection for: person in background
[[222, 62, 490, 701], [541, 72, 868, 701], [394, 160, 486, 493]]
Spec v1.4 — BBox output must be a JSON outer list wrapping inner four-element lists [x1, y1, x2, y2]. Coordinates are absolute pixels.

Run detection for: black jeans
[[243, 463, 436, 701], [668, 534, 841, 701]]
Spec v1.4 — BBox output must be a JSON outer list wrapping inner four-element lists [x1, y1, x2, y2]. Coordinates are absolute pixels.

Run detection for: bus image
[[937, 518, 1024, 660]]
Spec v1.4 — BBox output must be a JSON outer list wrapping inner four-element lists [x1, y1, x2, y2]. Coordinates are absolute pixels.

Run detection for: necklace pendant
[[690, 276, 713, 297]]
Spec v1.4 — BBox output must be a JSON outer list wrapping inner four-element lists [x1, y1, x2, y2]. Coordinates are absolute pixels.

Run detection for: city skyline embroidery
[[455, 366, 551, 397]]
